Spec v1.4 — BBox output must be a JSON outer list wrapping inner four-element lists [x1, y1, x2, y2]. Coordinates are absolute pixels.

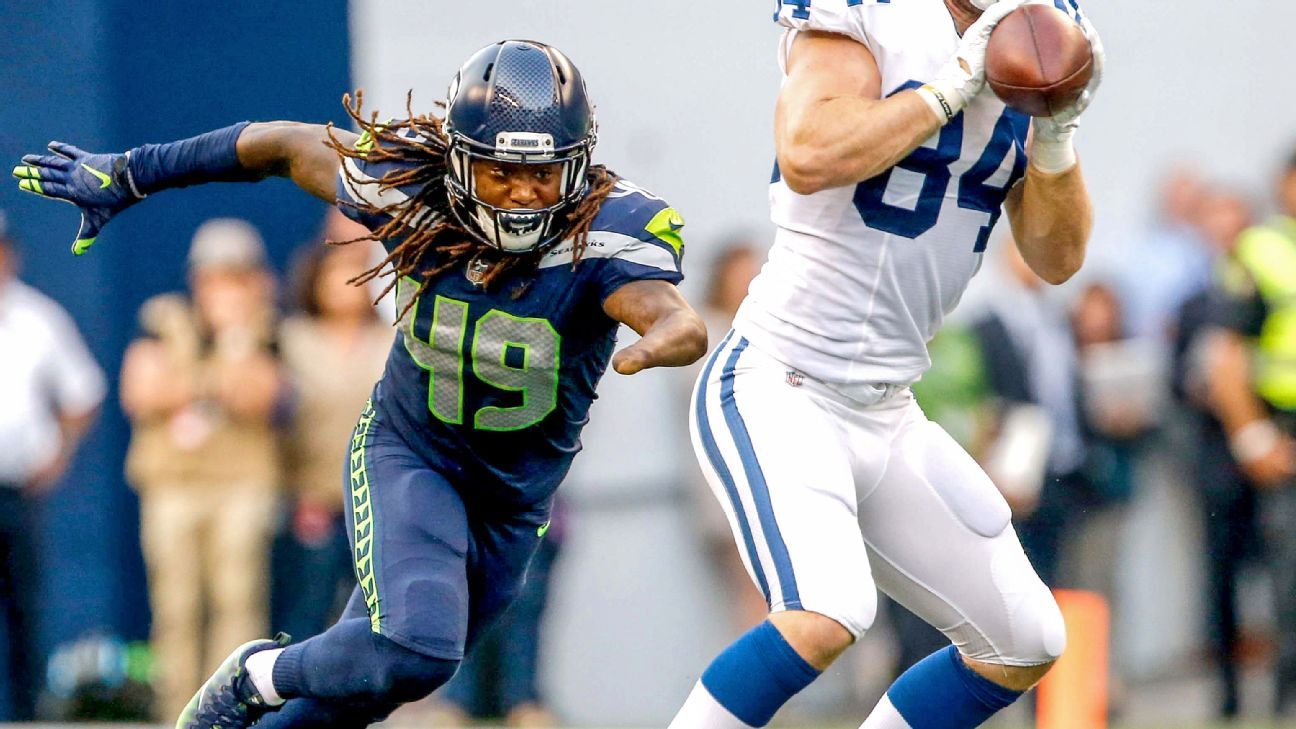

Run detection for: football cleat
[[174, 633, 290, 729]]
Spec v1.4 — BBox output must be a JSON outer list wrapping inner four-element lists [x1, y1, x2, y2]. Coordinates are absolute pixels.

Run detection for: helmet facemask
[[445, 127, 596, 254]]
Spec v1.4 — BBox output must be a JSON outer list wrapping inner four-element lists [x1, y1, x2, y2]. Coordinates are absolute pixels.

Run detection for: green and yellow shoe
[[174, 633, 290, 729]]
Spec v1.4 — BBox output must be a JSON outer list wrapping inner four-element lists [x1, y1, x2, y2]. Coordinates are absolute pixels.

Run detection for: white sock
[[668, 681, 755, 729], [860, 694, 911, 729], [244, 647, 285, 706]]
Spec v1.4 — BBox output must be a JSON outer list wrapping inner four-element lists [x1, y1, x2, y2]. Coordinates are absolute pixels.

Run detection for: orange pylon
[[1036, 589, 1109, 729]]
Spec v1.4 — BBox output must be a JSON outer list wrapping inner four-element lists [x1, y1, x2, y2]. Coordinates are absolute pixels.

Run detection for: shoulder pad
[[590, 179, 684, 255], [774, 0, 870, 44]]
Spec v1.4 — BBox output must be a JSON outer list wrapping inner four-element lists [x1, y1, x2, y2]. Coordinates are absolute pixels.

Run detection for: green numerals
[[472, 310, 560, 430], [397, 279, 561, 432]]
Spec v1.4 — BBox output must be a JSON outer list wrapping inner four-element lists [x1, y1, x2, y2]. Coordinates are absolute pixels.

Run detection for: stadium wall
[[0, 0, 351, 663]]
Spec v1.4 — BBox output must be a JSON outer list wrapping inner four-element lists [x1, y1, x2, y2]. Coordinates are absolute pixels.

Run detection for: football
[[985, 4, 1093, 117]]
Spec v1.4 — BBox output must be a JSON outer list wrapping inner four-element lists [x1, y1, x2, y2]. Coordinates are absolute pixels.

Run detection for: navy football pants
[[256, 402, 551, 727]]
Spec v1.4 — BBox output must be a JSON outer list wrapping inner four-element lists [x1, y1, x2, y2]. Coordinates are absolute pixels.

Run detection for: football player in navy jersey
[[14, 40, 706, 729]]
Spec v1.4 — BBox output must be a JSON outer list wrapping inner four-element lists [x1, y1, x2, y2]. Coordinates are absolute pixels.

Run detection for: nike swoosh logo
[[537, 521, 551, 538], [81, 163, 112, 189]]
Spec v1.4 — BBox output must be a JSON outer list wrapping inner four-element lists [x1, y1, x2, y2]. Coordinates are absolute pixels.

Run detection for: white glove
[[917, 0, 1029, 123], [1033, 10, 1104, 141], [1031, 9, 1104, 172]]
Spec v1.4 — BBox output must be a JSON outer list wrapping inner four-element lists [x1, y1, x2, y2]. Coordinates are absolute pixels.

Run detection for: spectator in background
[[1072, 282, 1154, 505], [1069, 281, 1153, 601], [119, 219, 286, 721], [974, 239, 1089, 587], [1206, 150, 1296, 718], [0, 214, 106, 720], [275, 211, 392, 642], [1121, 165, 1213, 340], [687, 239, 766, 631], [1172, 187, 1256, 718]]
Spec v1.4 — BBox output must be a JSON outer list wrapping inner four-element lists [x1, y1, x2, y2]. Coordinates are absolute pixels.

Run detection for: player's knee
[[769, 609, 858, 669], [1006, 586, 1067, 666], [792, 576, 877, 648], [966, 656, 1057, 693], [368, 634, 460, 702]]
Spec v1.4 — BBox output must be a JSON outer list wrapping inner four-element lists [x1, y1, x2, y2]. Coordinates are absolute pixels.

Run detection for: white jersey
[[735, 0, 1047, 387]]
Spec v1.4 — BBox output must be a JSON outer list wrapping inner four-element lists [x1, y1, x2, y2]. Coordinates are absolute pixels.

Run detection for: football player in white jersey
[[669, 1, 1103, 728]]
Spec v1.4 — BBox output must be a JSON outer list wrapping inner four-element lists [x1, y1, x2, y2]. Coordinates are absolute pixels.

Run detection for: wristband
[[126, 121, 261, 194], [1029, 133, 1078, 174], [1230, 419, 1280, 464], [916, 84, 958, 124]]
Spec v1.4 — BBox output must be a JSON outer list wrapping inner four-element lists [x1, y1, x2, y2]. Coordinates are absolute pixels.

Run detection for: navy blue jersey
[[337, 133, 684, 507]]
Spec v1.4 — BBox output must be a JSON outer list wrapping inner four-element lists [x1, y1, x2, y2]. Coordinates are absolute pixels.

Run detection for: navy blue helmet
[[444, 40, 598, 253]]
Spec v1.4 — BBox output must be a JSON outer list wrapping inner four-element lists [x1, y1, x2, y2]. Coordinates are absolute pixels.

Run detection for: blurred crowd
[[0, 208, 568, 725], [4, 145, 1296, 725]]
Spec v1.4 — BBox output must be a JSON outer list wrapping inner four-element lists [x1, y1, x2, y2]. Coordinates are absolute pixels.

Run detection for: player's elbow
[[1036, 248, 1085, 285], [1020, 233, 1086, 285], [682, 315, 709, 365], [778, 145, 839, 195]]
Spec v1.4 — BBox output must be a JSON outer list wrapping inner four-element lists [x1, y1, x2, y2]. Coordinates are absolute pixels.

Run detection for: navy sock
[[272, 618, 459, 705], [700, 621, 821, 727], [887, 646, 1024, 728]]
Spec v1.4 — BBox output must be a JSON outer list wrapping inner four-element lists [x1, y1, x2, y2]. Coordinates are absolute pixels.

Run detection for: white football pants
[[690, 331, 1065, 666]]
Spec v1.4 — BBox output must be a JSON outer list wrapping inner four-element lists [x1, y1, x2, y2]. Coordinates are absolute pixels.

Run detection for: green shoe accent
[[73, 237, 96, 255], [537, 520, 551, 538], [81, 162, 113, 189]]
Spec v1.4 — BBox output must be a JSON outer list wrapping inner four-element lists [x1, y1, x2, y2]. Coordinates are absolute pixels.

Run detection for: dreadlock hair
[[324, 90, 617, 321]]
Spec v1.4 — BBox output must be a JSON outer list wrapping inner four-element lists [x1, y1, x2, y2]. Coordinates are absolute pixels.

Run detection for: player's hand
[[925, 0, 1029, 117], [12, 142, 145, 255], [1032, 10, 1105, 142]]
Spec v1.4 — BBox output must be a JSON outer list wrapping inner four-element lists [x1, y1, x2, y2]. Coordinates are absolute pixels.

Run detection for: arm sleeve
[[593, 201, 686, 304], [595, 239, 684, 305], [775, 0, 871, 71]]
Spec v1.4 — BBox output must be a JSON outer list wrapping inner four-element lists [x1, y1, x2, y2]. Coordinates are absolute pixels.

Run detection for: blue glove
[[12, 142, 145, 255]]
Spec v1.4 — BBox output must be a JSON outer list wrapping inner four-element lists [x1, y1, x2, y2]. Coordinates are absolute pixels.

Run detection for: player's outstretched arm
[[602, 280, 707, 376], [777, 1, 1026, 194], [235, 121, 356, 201], [12, 121, 356, 255]]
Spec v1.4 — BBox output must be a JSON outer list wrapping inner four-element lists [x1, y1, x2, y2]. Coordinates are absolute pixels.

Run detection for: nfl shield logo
[[785, 370, 804, 388], [465, 256, 491, 286]]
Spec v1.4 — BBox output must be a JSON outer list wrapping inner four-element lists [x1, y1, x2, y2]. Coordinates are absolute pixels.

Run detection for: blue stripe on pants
[[718, 337, 801, 609], [695, 331, 771, 604]]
